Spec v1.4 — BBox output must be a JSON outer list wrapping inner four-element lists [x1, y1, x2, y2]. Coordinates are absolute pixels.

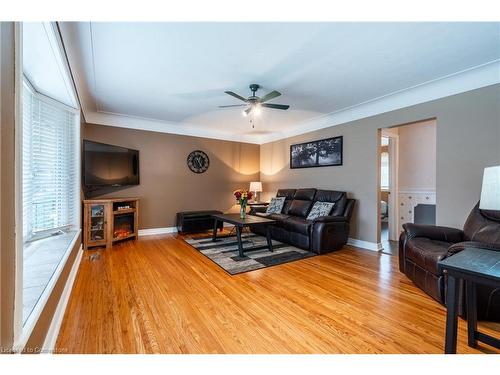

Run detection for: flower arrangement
[[233, 189, 253, 218]]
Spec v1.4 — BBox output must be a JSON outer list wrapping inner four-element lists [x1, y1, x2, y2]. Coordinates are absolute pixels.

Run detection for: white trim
[[13, 21, 24, 351], [151, 224, 382, 252], [85, 111, 261, 144], [142, 228, 383, 252], [138, 222, 234, 237], [35, 22, 79, 109], [23, 77, 79, 114], [347, 238, 383, 252], [47, 22, 80, 110], [398, 189, 437, 194], [13, 230, 81, 352], [386, 133, 399, 241], [261, 60, 500, 144], [138, 227, 178, 236], [41, 245, 83, 354], [80, 60, 500, 145]]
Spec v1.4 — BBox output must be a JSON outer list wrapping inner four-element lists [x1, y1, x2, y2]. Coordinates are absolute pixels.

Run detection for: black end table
[[211, 213, 276, 257], [438, 247, 500, 354]]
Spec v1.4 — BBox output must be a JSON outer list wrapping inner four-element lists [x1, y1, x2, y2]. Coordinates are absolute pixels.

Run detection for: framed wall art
[[290, 136, 343, 169]]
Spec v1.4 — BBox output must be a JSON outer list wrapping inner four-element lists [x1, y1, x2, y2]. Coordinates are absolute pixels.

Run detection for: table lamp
[[249, 181, 262, 203], [479, 165, 500, 210]]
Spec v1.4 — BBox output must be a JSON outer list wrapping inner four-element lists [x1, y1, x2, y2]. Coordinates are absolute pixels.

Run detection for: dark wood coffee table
[[211, 213, 276, 257], [438, 247, 500, 353]]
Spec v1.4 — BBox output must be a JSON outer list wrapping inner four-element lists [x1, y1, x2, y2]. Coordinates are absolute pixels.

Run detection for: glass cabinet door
[[89, 204, 106, 244]]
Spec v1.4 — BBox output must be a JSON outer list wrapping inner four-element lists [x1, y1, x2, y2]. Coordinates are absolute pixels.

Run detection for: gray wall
[[260, 84, 500, 244], [397, 119, 436, 191]]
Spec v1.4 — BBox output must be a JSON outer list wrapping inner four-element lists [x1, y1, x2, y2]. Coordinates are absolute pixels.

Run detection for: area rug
[[183, 232, 316, 275]]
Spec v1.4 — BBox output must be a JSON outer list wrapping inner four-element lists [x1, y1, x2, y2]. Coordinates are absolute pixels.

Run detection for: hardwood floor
[[56, 232, 500, 354]]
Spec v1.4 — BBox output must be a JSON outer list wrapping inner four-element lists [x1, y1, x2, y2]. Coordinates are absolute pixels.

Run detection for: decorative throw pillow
[[306, 201, 335, 220], [266, 197, 286, 214]]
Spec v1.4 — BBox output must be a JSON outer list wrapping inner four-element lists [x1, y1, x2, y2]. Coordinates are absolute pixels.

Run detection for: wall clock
[[187, 150, 210, 174]]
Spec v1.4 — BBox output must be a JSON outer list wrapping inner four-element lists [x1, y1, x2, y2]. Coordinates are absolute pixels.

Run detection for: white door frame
[[386, 134, 399, 241]]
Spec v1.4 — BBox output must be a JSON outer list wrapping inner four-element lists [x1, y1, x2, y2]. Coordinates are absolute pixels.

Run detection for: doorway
[[378, 119, 437, 256], [379, 130, 399, 255]]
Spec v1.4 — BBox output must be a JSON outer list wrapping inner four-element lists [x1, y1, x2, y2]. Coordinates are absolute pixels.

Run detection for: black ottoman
[[176, 210, 223, 234]]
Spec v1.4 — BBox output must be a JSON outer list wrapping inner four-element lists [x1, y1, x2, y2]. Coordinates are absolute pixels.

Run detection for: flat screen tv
[[83, 140, 139, 187]]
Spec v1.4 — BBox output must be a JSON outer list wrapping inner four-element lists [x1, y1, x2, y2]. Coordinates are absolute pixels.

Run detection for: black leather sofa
[[250, 188, 355, 254], [399, 202, 500, 320]]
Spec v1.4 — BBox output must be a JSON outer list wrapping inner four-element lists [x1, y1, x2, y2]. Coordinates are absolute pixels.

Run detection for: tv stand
[[83, 198, 139, 250]]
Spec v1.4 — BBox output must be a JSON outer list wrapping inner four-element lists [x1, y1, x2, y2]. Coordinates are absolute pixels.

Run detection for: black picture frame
[[290, 136, 343, 169]]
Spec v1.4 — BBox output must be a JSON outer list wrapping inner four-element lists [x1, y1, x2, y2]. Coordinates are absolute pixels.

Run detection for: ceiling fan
[[219, 84, 290, 116]]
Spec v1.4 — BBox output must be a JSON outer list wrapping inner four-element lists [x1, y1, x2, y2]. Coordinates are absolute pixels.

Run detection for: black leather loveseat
[[250, 188, 355, 254]]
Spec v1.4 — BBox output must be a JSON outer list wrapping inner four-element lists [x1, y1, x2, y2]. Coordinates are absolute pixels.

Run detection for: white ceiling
[[23, 22, 78, 108], [59, 22, 500, 143]]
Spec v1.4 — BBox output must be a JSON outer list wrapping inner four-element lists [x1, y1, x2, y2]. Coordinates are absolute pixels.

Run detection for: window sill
[[14, 229, 81, 352]]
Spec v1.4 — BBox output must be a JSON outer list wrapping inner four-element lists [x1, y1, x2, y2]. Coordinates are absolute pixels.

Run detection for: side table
[[438, 247, 500, 353]]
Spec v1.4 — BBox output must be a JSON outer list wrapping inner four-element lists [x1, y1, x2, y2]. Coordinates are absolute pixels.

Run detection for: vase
[[240, 203, 247, 219]]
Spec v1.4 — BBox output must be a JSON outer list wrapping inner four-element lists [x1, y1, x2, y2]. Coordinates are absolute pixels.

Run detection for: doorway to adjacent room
[[378, 119, 437, 255]]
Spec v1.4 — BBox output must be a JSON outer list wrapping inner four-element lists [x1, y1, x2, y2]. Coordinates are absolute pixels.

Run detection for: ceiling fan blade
[[218, 104, 246, 108], [260, 90, 281, 103], [224, 91, 247, 102], [261, 103, 290, 110]]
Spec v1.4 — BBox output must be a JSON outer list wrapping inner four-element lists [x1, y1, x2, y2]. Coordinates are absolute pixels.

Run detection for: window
[[14, 22, 81, 351], [22, 80, 79, 241], [21, 79, 80, 326]]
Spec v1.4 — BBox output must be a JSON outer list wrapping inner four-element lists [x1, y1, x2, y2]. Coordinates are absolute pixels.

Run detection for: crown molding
[[84, 60, 500, 145], [260, 59, 500, 144], [84, 111, 261, 144]]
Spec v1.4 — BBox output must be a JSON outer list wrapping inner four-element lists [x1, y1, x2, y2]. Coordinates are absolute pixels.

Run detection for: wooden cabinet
[[83, 198, 139, 250]]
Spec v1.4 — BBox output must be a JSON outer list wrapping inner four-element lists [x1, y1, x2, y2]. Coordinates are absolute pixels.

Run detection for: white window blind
[[22, 81, 79, 242]]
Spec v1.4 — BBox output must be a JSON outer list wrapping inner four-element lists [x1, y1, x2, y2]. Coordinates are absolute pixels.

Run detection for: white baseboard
[[398, 189, 436, 194], [347, 238, 383, 252], [139, 222, 234, 237], [139, 228, 383, 253], [138, 227, 178, 236], [41, 244, 83, 354]]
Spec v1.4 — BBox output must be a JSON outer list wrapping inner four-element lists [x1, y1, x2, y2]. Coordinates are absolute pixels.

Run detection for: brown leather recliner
[[399, 202, 500, 320]]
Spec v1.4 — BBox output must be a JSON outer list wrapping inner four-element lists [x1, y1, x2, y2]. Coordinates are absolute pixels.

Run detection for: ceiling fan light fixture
[[221, 84, 289, 122], [253, 103, 262, 116]]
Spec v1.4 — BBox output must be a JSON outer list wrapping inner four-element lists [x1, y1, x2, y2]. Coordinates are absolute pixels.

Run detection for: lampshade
[[249, 181, 262, 192], [479, 165, 500, 210]]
